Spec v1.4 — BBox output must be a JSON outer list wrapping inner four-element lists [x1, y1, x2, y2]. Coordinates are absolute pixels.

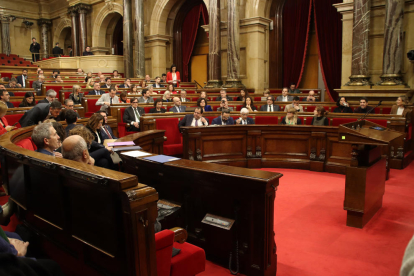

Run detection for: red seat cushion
[[15, 137, 37, 151], [11, 92, 27, 97], [304, 106, 316, 112], [170, 242, 206, 276], [382, 107, 392, 114], [118, 108, 136, 137], [254, 97, 262, 101], [10, 101, 21, 108], [155, 230, 174, 276], [144, 106, 152, 113], [85, 98, 100, 114], [331, 118, 357, 127], [255, 116, 278, 125]]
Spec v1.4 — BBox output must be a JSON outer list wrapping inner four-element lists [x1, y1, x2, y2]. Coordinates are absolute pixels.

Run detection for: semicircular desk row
[[0, 126, 280, 276]]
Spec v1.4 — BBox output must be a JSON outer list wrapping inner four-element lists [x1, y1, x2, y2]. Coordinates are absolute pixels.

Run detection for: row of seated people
[[0, 112, 206, 276]]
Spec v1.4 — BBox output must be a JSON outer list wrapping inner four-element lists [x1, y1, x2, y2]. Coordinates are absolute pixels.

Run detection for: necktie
[[110, 97, 112, 105], [103, 126, 112, 139], [268, 105, 271, 112], [177, 106, 180, 112], [195, 119, 198, 127], [96, 91, 99, 95], [134, 108, 140, 122], [244, 120, 246, 125]]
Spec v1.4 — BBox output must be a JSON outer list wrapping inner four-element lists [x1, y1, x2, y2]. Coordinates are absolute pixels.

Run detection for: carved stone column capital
[[68, 6, 78, 16], [76, 4, 91, 14], [37, 18, 52, 27]]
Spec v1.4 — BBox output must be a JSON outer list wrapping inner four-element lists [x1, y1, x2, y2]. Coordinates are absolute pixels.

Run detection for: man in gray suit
[[138, 89, 154, 104], [276, 88, 293, 102], [96, 87, 119, 106], [170, 97, 186, 113], [32, 75, 45, 96], [260, 96, 280, 112]]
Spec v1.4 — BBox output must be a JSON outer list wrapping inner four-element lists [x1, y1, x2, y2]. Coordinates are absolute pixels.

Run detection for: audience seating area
[[0, 54, 36, 67]]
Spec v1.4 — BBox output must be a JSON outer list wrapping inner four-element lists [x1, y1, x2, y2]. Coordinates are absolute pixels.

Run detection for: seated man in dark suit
[[154, 76, 164, 88], [38, 89, 57, 104], [0, 90, 15, 108], [88, 82, 105, 95], [5, 78, 20, 89], [215, 89, 232, 101], [119, 78, 131, 88], [180, 90, 190, 102], [98, 110, 117, 139], [354, 97, 374, 114], [170, 97, 186, 112], [259, 96, 280, 112], [64, 109, 78, 137], [19, 103, 52, 127], [31, 122, 62, 157], [16, 69, 28, 88], [32, 75, 44, 96], [123, 98, 145, 132], [64, 99, 81, 118], [52, 42, 62, 57], [178, 107, 209, 130], [302, 90, 319, 102], [101, 77, 112, 89], [83, 46, 94, 56], [235, 108, 255, 125], [288, 83, 300, 94], [211, 109, 234, 125], [161, 73, 167, 83]]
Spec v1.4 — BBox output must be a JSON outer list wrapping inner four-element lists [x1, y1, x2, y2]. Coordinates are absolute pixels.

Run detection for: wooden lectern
[[338, 120, 405, 228]]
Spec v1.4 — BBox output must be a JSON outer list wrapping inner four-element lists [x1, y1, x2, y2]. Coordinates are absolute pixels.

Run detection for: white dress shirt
[[22, 75, 26, 87], [132, 107, 140, 124], [282, 96, 288, 102], [397, 107, 404, 115], [191, 118, 208, 127], [267, 105, 273, 112], [181, 98, 187, 102]]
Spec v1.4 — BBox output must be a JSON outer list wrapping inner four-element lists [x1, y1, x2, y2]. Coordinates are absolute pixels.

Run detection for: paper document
[[121, 151, 152, 157], [108, 141, 135, 146]]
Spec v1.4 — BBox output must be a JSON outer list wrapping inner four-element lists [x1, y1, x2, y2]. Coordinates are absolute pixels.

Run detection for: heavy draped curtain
[[181, 3, 208, 82], [282, 0, 342, 101]]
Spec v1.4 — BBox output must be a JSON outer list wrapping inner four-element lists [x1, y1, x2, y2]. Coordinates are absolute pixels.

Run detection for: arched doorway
[[269, 0, 286, 88], [58, 27, 73, 56], [172, 0, 208, 82], [92, 6, 123, 54], [112, 17, 123, 55]]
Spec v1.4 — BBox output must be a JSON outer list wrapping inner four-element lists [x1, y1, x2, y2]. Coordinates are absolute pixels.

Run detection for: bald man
[[62, 135, 94, 165]]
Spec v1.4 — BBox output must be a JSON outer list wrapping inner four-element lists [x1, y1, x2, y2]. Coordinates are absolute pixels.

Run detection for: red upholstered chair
[[156, 118, 183, 156], [144, 106, 152, 113], [373, 107, 380, 114], [15, 137, 37, 151], [304, 106, 316, 112], [254, 97, 262, 102], [85, 98, 100, 117], [10, 101, 21, 108], [170, 241, 206, 276], [186, 90, 196, 94], [5, 113, 24, 128], [155, 230, 174, 276], [11, 92, 26, 97], [191, 97, 199, 101], [117, 108, 136, 138], [255, 116, 278, 125], [211, 105, 220, 111], [323, 106, 331, 112], [331, 117, 357, 127], [63, 91, 72, 100], [381, 107, 392, 114]]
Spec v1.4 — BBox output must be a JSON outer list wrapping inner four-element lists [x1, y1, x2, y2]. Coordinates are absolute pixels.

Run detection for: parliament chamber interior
[[0, 0, 414, 275]]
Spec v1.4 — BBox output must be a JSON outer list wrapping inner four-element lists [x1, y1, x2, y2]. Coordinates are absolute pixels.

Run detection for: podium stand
[[338, 120, 405, 228]]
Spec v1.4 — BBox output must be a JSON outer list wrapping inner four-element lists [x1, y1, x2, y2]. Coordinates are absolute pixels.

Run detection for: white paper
[[121, 151, 152, 158]]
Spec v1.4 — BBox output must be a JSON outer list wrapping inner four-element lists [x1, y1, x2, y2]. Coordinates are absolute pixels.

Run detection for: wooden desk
[[118, 134, 281, 276]]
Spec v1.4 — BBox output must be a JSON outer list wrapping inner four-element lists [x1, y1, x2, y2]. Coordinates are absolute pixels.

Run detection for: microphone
[[358, 100, 382, 122]]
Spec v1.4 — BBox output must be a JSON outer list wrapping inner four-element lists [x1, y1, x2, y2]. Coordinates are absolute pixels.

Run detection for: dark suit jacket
[[288, 89, 301, 94], [170, 106, 186, 113], [19, 103, 50, 127], [38, 98, 50, 104], [302, 97, 319, 102], [86, 125, 103, 144], [119, 84, 130, 88], [259, 104, 280, 112], [30, 42, 40, 53], [5, 102, 14, 108], [88, 90, 105, 96], [354, 106, 373, 114], [65, 123, 76, 137], [281, 117, 302, 125], [123, 106, 145, 124], [16, 75, 27, 87], [237, 117, 254, 125], [7, 92, 15, 96], [32, 80, 42, 95], [83, 51, 94, 56], [69, 93, 83, 105], [149, 108, 166, 113], [100, 125, 117, 140], [212, 116, 235, 125], [154, 83, 164, 88], [52, 46, 62, 57], [178, 114, 209, 129], [101, 84, 111, 89]]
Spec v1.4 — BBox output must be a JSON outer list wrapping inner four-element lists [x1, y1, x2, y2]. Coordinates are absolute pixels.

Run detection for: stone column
[[378, 0, 405, 86], [123, 0, 134, 78], [38, 19, 51, 59], [68, 6, 79, 56], [345, 0, 371, 86], [0, 16, 12, 56], [134, 0, 145, 78], [224, 0, 244, 88], [205, 0, 222, 88], [78, 4, 91, 56]]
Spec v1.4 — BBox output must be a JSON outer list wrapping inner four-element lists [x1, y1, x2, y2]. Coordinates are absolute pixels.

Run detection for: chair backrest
[[15, 137, 37, 151], [4, 113, 24, 128], [155, 230, 174, 276], [331, 117, 357, 127], [155, 118, 182, 145], [86, 98, 100, 114], [255, 116, 278, 125], [144, 106, 152, 114]]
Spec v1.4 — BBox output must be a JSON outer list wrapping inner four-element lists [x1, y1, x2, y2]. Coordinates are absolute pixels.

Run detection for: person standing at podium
[[354, 97, 373, 114]]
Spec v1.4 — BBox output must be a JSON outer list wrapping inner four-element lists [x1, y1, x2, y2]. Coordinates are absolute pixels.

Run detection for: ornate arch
[[149, 0, 209, 36], [53, 18, 72, 45], [92, 2, 123, 47]]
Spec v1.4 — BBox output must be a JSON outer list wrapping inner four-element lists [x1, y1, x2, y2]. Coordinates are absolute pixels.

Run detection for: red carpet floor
[[201, 162, 414, 276]]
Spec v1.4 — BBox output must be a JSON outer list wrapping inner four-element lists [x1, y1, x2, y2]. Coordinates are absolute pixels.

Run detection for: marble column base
[[204, 80, 223, 88], [344, 75, 372, 86], [377, 74, 405, 86], [223, 79, 245, 89]]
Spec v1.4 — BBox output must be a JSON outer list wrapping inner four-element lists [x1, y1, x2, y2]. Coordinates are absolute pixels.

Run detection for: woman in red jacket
[[166, 64, 181, 87], [0, 102, 16, 135]]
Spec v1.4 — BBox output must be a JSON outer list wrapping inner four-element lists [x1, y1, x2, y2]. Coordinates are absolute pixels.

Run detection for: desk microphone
[[358, 100, 382, 122]]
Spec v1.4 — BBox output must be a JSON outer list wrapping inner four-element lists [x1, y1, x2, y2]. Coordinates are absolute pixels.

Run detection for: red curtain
[[313, 0, 342, 101], [282, 0, 312, 87], [181, 3, 208, 82]]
